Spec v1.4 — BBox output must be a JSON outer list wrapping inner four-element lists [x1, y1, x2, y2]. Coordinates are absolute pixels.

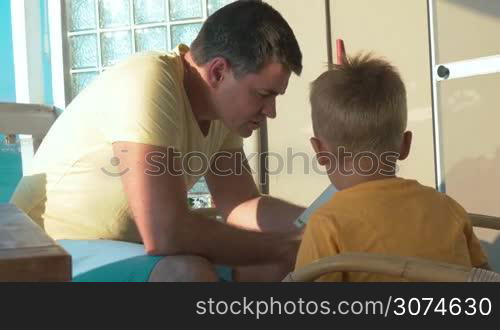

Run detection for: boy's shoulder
[[307, 178, 470, 223], [317, 177, 466, 217], [440, 193, 470, 222]]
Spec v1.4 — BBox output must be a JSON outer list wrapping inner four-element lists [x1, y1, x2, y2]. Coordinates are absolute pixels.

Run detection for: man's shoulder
[[107, 50, 181, 79]]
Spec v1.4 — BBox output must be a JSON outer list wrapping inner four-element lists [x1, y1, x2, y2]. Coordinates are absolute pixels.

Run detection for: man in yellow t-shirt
[[11, 1, 304, 282], [295, 53, 489, 281]]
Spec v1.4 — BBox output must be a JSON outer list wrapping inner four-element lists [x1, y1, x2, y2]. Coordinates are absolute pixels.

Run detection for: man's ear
[[310, 136, 330, 166], [206, 57, 230, 87], [398, 131, 413, 160]]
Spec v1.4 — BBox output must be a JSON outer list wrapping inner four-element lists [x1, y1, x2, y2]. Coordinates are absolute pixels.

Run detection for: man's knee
[[148, 255, 218, 282]]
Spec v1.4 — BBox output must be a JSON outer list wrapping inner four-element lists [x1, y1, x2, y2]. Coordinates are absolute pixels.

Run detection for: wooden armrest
[[283, 252, 472, 282], [469, 213, 500, 231]]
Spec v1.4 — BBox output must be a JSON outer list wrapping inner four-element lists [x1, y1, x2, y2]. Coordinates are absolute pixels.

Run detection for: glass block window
[[207, 0, 234, 16], [188, 177, 212, 209], [66, 0, 235, 99], [66, 0, 235, 207]]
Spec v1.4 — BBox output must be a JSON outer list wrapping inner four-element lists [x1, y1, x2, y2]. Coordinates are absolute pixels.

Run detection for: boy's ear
[[310, 137, 330, 166], [398, 131, 413, 160]]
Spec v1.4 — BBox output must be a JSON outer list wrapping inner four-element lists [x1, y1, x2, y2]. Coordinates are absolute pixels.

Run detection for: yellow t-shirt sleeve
[[100, 56, 183, 150], [295, 213, 342, 282]]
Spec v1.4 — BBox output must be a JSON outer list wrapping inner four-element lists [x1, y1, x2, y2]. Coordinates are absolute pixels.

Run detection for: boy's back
[[299, 53, 489, 281], [295, 177, 488, 281]]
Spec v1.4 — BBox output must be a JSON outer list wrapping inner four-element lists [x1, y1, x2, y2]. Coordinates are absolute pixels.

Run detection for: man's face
[[213, 61, 291, 137]]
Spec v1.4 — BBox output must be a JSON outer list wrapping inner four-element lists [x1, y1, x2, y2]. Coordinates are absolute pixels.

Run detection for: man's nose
[[262, 98, 276, 119]]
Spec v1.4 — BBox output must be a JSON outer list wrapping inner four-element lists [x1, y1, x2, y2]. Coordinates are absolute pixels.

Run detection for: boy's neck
[[328, 158, 398, 191]]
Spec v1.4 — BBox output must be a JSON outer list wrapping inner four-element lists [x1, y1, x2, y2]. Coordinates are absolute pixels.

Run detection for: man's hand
[[206, 148, 305, 233], [204, 148, 305, 281]]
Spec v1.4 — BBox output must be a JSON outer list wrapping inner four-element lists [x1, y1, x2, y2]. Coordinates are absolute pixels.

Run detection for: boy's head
[[310, 53, 412, 160], [188, 1, 302, 138]]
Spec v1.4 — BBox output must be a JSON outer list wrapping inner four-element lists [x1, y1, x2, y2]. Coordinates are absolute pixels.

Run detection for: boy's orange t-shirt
[[295, 178, 488, 281]]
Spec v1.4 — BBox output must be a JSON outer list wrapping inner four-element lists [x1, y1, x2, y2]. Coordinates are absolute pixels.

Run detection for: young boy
[[295, 53, 489, 281]]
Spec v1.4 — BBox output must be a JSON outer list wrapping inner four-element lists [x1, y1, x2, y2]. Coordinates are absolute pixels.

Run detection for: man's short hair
[[310, 53, 407, 154], [190, 0, 302, 78]]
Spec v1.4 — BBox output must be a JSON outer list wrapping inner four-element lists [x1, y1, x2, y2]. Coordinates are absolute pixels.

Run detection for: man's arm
[[205, 148, 305, 233], [113, 142, 299, 266]]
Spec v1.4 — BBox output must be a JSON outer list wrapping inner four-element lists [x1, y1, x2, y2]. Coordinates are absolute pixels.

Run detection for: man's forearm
[[226, 195, 305, 233], [151, 211, 300, 267]]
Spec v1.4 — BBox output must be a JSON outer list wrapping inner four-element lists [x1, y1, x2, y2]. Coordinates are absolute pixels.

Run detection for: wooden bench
[[0, 203, 71, 281]]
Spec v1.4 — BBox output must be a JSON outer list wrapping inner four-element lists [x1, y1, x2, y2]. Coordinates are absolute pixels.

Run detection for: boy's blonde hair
[[310, 53, 407, 154]]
